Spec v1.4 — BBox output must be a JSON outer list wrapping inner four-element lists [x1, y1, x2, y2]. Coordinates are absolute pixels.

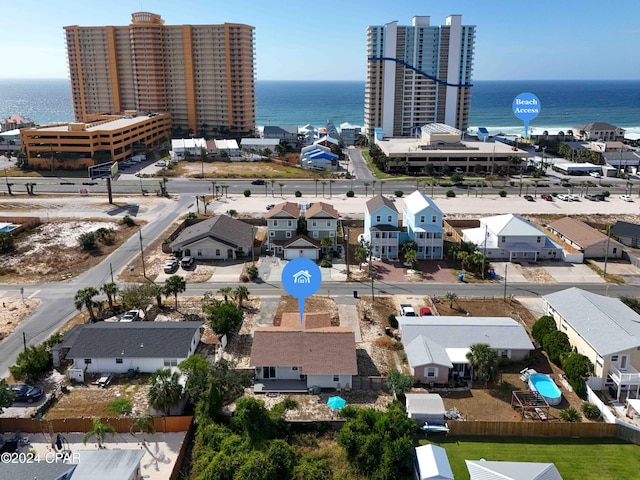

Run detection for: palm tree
[[218, 287, 232, 302], [74, 287, 100, 322], [83, 418, 115, 449], [314, 178, 319, 197], [233, 286, 250, 307], [445, 291, 458, 309], [364, 182, 370, 197], [380, 180, 385, 196], [329, 179, 335, 198], [278, 182, 284, 197], [404, 249, 417, 269], [148, 284, 164, 308], [466, 343, 499, 387], [164, 275, 186, 310], [129, 415, 156, 443], [148, 369, 183, 416], [321, 181, 327, 197], [372, 180, 377, 196], [270, 179, 276, 197], [101, 282, 118, 310]]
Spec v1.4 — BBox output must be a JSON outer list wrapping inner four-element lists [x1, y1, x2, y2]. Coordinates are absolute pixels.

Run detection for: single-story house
[[64, 322, 202, 382], [71, 449, 146, 480], [398, 317, 534, 383], [415, 445, 454, 480], [544, 287, 640, 400], [212, 138, 240, 157], [465, 460, 563, 480], [171, 215, 255, 260], [240, 137, 281, 155], [462, 214, 562, 262], [250, 313, 357, 391], [611, 220, 640, 248], [405, 393, 445, 425], [547, 217, 622, 259]]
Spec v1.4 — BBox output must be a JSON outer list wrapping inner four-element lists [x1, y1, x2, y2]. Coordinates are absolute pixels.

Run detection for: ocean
[[1, 79, 639, 137]]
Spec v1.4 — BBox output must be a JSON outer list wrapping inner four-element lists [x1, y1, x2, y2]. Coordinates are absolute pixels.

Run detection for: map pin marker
[[282, 258, 322, 324]]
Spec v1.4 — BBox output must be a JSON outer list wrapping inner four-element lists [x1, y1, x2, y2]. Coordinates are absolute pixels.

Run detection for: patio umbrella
[[327, 396, 346, 410]]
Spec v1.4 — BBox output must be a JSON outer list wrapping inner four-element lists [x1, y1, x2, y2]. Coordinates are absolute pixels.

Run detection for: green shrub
[[78, 232, 97, 250], [446, 190, 456, 198], [121, 215, 136, 227], [107, 398, 132, 416], [346, 190, 355, 197], [559, 407, 582, 422], [532, 315, 556, 343], [394, 190, 404, 197], [320, 259, 332, 268], [581, 402, 601, 419], [294, 190, 302, 197], [603, 190, 610, 197], [542, 330, 572, 365], [388, 314, 398, 329], [247, 265, 259, 281], [499, 190, 507, 197], [243, 189, 251, 197]]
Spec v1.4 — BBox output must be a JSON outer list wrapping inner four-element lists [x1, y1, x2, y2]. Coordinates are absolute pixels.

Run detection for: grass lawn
[[422, 436, 640, 480]]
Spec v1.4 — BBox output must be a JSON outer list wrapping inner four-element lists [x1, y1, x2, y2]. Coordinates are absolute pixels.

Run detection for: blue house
[[364, 195, 403, 260], [402, 190, 444, 259]]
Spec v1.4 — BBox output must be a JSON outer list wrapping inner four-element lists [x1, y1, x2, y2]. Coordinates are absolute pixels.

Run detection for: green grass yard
[[422, 436, 640, 480]]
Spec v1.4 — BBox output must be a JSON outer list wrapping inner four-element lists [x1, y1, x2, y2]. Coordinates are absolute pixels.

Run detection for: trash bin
[[489, 268, 496, 279], [458, 273, 464, 281], [353, 290, 358, 298]]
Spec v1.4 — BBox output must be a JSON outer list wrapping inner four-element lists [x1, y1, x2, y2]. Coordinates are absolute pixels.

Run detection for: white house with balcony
[[363, 195, 402, 260], [544, 287, 640, 401], [402, 190, 444, 260], [462, 214, 562, 262]]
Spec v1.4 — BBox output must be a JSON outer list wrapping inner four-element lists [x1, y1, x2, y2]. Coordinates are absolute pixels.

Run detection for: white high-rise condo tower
[[365, 15, 475, 138]]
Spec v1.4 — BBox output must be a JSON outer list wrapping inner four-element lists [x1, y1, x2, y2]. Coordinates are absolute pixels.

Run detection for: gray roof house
[[547, 217, 623, 259], [65, 322, 202, 380], [171, 215, 255, 260], [611, 220, 640, 247], [405, 393, 446, 425], [398, 317, 534, 384], [466, 460, 563, 480], [544, 287, 640, 399], [71, 450, 146, 480], [462, 214, 562, 262]]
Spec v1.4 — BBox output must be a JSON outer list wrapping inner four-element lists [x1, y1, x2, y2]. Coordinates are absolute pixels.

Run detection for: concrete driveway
[[209, 260, 246, 282], [490, 262, 529, 283], [541, 261, 604, 283], [591, 259, 640, 284]]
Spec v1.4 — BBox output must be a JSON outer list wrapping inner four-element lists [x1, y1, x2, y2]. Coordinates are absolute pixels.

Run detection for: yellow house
[[544, 287, 640, 401], [20, 112, 170, 170]]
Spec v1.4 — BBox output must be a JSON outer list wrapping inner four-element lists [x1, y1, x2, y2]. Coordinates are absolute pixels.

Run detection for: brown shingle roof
[[548, 217, 618, 249], [250, 328, 357, 375], [265, 202, 300, 219], [306, 202, 339, 219], [282, 234, 321, 249]]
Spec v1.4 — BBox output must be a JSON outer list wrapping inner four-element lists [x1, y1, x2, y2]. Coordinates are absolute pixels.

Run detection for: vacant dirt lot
[[0, 219, 142, 284], [0, 297, 40, 341], [272, 295, 339, 326], [45, 375, 151, 419], [160, 159, 336, 180]]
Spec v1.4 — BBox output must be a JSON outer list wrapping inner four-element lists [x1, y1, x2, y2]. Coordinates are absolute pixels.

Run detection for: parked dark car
[[251, 179, 265, 185], [523, 195, 534, 201], [10, 384, 44, 403]]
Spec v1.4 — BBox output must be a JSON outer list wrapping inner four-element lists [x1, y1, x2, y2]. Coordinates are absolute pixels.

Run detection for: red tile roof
[[306, 202, 339, 219], [265, 202, 300, 219]]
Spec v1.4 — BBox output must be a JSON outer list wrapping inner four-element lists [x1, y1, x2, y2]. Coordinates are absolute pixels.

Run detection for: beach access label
[[282, 258, 322, 323], [513, 92, 540, 138]]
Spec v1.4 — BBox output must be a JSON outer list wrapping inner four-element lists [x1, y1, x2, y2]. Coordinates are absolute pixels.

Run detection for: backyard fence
[[0, 415, 192, 435], [447, 420, 618, 438], [586, 384, 617, 424], [616, 420, 640, 446]]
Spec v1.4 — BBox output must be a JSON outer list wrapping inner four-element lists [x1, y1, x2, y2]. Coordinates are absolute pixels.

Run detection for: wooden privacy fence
[[448, 420, 618, 438], [0, 416, 192, 435]]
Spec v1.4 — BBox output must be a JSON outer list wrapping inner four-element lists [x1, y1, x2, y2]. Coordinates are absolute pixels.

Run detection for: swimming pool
[[529, 373, 562, 405], [0, 223, 17, 233]]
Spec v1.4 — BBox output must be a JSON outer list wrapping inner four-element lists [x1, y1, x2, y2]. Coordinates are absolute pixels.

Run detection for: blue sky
[[4, 0, 639, 81]]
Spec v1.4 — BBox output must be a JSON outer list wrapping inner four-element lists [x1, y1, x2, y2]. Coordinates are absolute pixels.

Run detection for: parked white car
[[589, 171, 601, 178], [557, 194, 570, 201], [568, 194, 580, 202], [620, 194, 633, 202]]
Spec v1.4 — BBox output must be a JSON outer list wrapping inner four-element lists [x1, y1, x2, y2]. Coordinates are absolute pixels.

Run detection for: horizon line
[[0, 77, 639, 82]]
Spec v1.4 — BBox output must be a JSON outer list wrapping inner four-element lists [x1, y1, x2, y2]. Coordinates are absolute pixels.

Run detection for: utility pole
[[23, 332, 28, 362], [603, 225, 611, 276], [345, 226, 350, 279], [251, 225, 255, 265], [503, 264, 508, 301], [139, 230, 146, 278], [109, 263, 114, 284]]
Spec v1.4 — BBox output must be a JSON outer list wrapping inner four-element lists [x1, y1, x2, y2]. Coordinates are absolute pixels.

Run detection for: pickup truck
[[399, 304, 417, 317]]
